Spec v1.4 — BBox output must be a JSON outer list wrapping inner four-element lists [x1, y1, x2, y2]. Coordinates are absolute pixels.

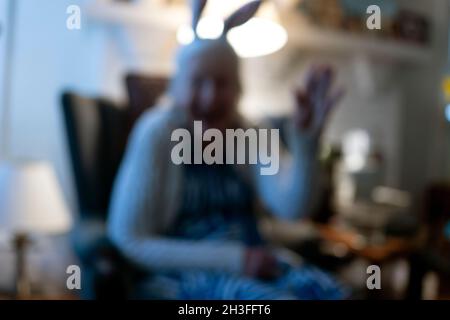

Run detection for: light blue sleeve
[[252, 120, 320, 221], [107, 110, 245, 274]]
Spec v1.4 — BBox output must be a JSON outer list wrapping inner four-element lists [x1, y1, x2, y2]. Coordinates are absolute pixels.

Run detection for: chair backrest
[[125, 74, 169, 124], [62, 76, 168, 220], [62, 93, 130, 219]]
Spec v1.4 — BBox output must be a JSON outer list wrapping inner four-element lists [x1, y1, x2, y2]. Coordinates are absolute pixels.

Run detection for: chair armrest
[[71, 217, 109, 262], [70, 217, 139, 299]]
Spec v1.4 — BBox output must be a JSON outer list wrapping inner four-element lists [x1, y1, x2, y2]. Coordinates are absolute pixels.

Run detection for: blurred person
[[108, 0, 346, 299]]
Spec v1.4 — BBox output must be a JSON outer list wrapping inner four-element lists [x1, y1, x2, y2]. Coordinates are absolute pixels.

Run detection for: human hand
[[244, 247, 280, 280], [294, 65, 344, 139]]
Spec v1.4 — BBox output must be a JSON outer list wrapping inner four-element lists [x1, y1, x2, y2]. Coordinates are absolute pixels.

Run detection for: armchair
[[61, 74, 168, 299]]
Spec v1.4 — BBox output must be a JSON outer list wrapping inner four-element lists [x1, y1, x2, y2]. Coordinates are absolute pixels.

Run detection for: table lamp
[[0, 161, 72, 298]]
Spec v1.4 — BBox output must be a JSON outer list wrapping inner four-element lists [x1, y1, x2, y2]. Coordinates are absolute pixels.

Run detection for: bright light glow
[[345, 154, 366, 172], [197, 16, 224, 39], [177, 24, 195, 45], [176, 17, 288, 58], [175, 1, 288, 58], [343, 129, 371, 172], [176, 17, 224, 45], [445, 104, 450, 122], [227, 18, 288, 58]]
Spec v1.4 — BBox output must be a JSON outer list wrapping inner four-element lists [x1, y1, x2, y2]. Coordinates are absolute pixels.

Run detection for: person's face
[[174, 51, 241, 130]]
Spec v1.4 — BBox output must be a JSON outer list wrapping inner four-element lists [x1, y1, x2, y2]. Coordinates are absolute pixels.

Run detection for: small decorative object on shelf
[[392, 10, 429, 45], [297, 0, 429, 46]]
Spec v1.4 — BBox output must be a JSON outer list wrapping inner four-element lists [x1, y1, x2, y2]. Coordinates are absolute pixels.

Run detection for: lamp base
[[13, 233, 31, 299]]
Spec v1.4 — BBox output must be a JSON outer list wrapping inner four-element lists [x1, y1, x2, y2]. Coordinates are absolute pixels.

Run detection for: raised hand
[[294, 65, 344, 139]]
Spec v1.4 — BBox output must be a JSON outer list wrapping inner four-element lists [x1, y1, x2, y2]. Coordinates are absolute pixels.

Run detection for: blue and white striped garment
[[138, 264, 348, 300], [168, 163, 263, 246], [138, 163, 347, 300]]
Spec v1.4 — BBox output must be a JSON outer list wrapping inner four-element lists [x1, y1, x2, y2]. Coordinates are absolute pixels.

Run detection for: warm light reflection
[[176, 24, 195, 45], [176, 0, 288, 58], [197, 16, 224, 39], [177, 17, 288, 58], [227, 17, 288, 58]]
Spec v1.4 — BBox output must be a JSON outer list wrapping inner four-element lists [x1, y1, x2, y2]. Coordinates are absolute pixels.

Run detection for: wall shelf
[[84, 1, 188, 29], [85, 1, 434, 65], [286, 19, 433, 65]]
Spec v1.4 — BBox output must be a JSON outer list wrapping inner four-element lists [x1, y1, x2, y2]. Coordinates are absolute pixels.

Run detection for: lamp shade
[[0, 161, 72, 235]]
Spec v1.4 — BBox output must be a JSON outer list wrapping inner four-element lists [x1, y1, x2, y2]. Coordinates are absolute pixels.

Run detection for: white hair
[[169, 38, 241, 97]]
